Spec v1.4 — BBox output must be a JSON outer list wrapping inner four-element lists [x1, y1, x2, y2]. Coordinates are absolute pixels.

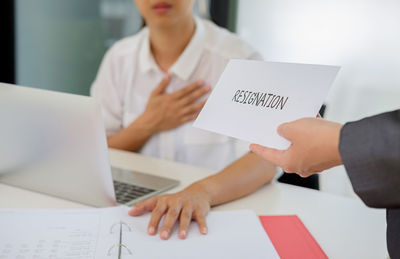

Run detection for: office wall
[[14, 0, 210, 96], [15, 0, 141, 95], [236, 0, 400, 196]]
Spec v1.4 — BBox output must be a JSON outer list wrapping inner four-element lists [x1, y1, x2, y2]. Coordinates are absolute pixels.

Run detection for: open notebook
[[0, 206, 279, 259]]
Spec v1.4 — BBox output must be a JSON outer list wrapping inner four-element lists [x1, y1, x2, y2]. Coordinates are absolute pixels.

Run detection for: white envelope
[[193, 59, 340, 150]]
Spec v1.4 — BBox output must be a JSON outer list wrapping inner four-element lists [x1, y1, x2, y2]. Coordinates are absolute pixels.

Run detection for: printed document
[[0, 207, 279, 259], [194, 60, 340, 149]]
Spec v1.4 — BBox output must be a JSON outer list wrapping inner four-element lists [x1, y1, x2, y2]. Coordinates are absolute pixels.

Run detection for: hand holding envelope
[[194, 59, 340, 150], [249, 118, 343, 176]]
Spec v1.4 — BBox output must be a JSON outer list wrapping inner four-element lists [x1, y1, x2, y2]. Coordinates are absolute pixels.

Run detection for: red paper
[[259, 215, 328, 259]]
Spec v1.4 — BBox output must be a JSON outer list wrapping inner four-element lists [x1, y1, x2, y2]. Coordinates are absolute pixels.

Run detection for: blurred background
[[1, 0, 399, 197]]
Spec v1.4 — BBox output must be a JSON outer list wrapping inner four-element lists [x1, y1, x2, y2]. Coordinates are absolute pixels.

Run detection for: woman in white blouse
[[92, 0, 277, 240]]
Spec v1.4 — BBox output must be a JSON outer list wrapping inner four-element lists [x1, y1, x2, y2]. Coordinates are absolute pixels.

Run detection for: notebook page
[[0, 207, 122, 259], [120, 208, 279, 259]]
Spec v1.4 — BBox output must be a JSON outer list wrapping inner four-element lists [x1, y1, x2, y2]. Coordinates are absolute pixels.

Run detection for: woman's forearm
[[107, 114, 157, 151], [188, 152, 276, 206]]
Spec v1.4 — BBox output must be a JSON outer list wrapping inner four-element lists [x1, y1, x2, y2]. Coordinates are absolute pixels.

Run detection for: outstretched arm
[[250, 111, 400, 208]]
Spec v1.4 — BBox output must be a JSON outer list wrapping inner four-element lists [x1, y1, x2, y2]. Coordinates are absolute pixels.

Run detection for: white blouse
[[91, 17, 262, 171]]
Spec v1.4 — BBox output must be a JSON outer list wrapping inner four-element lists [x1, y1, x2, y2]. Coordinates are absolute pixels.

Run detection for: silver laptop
[[0, 83, 179, 207]]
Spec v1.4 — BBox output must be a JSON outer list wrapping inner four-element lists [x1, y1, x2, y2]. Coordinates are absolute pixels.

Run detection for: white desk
[[0, 149, 387, 258]]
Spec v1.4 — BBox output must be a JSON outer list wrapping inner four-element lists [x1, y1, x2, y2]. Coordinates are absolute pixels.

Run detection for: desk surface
[[0, 149, 387, 258]]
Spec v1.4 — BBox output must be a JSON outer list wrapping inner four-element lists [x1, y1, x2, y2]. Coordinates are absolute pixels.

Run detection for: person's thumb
[[279, 119, 306, 141], [277, 122, 290, 139]]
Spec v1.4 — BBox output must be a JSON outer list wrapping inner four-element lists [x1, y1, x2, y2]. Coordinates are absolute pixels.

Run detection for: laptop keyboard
[[113, 180, 155, 204]]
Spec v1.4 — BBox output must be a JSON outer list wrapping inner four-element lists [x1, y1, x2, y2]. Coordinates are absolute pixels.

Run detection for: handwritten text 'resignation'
[[232, 90, 289, 110]]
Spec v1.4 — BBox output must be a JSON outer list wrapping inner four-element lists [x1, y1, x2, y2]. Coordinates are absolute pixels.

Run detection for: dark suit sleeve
[[339, 109, 400, 209]]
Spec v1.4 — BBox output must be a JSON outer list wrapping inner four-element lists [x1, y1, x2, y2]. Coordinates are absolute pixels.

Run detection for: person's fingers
[[129, 197, 158, 216], [171, 81, 204, 99], [278, 119, 313, 140], [151, 74, 171, 96], [298, 167, 322, 178], [159, 204, 183, 240], [193, 210, 208, 235], [178, 205, 194, 239], [180, 100, 206, 116], [298, 171, 311, 178], [147, 201, 168, 235], [180, 111, 201, 123], [178, 86, 211, 106], [249, 144, 286, 167]]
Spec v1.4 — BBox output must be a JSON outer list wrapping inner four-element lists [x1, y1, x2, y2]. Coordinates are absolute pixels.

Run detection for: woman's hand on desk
[[128, 184, 211, 240], [128, 153, 276, 240]]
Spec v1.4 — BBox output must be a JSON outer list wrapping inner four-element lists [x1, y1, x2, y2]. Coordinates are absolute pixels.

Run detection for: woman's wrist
[[133, 113, 160, 135], [184, 180, 219, 207]]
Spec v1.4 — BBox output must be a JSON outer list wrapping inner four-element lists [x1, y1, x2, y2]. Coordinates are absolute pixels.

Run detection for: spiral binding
[[107, 221, 133, 256], [107, 243, 132, 256], [109, 221, 132, 234]]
